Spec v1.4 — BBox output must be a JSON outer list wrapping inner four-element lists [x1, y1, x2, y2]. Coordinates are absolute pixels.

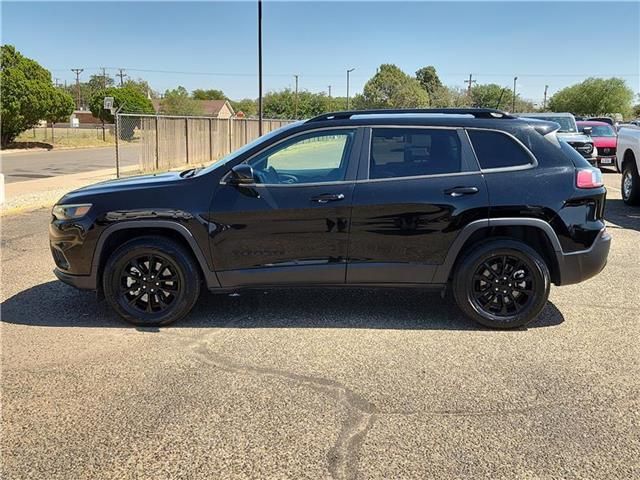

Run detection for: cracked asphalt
[[1, 173, 639, 479]]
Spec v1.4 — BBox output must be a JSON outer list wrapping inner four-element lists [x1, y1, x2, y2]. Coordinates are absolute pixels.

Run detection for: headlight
[[52, 203, 92, 220]]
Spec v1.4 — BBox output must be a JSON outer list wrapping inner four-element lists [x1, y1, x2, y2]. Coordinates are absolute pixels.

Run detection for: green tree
[[192, 88, 226, 100], [123, 78, 158, 99], [263, 89, 333, 119], [89, 86, 155, 122], [0, 45, 75, 146], [415, 65, 443, 100], [355, 64, 429, 109], [548, 77, 634, 117], [470, 83, 509, 109], [229, 98, 257, 117], [161, 86, 204, 115], [45, 88, 76, 124]]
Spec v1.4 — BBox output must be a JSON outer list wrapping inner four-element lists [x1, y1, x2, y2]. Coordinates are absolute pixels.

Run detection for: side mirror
[[582, 126, 593, 136], [229, 164, 255, 185]]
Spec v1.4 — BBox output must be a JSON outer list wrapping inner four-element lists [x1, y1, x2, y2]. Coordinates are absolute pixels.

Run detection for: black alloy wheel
[[453, 240, 550, 329], [103, 237, 201, 326], [470, 254, 534, 318], [120, 254, 181, 315]]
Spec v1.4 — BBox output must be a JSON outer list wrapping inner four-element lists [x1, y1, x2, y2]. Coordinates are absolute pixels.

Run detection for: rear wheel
[[103, 237, 201, 326], [621, 162, 640, 205], [452, 240, 550, 329]]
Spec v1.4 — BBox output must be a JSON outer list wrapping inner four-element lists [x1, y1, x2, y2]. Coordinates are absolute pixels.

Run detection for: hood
[[59, 171, 186, 203], [557, 132, 593, 144], [590, 136, 617, 149]]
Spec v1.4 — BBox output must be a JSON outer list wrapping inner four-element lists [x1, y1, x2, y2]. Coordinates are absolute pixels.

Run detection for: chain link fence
[[115, 114, 294, 174]]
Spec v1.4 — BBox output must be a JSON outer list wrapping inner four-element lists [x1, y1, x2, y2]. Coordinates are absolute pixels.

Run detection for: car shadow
[[605, 199, 640, 233], [1, 281, 565, 332]]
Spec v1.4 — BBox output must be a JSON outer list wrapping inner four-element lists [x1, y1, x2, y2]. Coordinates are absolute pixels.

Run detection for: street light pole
[[257, 0, 263, 135], [346, 68, 355, 109], [512, 76, 518, 113]]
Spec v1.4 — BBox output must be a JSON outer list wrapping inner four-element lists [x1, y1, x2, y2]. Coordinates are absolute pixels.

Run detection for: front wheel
[[103, 236, 201, 326], [452, 240, 550, 329], [621, 163, 640, 206]]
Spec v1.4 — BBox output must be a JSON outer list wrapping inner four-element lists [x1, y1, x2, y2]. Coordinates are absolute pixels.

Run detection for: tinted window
[[370, 128, 461, 179], [467, 130, 533, 169], [249, 129, 355, 184], [579, 125, 616, 137]]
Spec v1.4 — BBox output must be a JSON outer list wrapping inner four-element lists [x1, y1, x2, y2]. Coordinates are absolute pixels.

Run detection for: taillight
[[576, 168, 604, 189]]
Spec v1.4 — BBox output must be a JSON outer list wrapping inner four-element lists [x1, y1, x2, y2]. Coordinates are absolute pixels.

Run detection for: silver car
[[519, 112, 598, 165]]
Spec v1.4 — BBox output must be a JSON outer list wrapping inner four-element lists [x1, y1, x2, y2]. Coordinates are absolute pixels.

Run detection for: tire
[[621, 162, 640, 206], [452, 240, 550, 329], [103, 236, 201, 326]]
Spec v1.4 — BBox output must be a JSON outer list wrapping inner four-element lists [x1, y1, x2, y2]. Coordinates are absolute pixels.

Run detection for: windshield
[[579, 124, 616, 137], [532, 116, 577, 133], [199, 121, 304, 174]]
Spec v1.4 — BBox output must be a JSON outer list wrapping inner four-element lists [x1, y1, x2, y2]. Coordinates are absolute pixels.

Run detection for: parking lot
[[1, 172, 639, 479]]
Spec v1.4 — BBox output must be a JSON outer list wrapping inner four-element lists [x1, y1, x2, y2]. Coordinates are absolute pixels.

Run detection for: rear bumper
[[54, 268, 97, 290], [556, 228, 611, 286]]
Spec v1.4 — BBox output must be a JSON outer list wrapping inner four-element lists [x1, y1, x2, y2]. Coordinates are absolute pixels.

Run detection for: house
[[151, 99, 235, 118]]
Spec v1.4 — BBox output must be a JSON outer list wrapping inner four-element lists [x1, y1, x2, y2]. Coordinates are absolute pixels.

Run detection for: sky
[[1, 1, 639, 103]]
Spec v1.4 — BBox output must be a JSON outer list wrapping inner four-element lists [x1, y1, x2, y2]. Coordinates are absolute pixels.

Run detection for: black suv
[[50, 109, 611, 329]]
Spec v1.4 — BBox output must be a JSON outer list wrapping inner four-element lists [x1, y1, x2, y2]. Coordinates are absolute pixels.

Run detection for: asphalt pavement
[[1, 146, 138, 183], [1, 173, 639, 479]]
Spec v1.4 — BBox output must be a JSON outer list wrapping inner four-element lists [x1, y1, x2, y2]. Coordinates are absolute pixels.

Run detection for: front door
[[347, 126, 489, 284], [209, 128, 362, 287]]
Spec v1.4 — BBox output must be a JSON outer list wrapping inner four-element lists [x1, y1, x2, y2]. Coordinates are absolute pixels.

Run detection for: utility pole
[[328, 85, 332, 98], [117, 68, 127, 86], [257, 0, 263, 135], [464, 73, 476, 97], [71, 69, 84, 110], [543, 85, 549, 110], [54, 77, 61, 88], [512, 76, 518, 113], [101, 67, 108, 88], [346, 68, 355, 109], [293, 74, 299, 118]]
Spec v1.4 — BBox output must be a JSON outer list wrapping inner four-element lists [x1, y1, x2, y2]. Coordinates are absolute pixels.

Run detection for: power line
[[71, 68, 83, 109], [116, 68, 127, 86], [464, 73, 476, 97]]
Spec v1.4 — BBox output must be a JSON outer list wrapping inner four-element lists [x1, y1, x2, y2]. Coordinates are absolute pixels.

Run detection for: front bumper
[[54, 268, 97, 290], [556, 228, 611, 285], [596, 155, 616, 167]]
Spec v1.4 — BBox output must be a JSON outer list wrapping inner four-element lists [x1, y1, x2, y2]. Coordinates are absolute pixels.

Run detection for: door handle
[[444, 186, 479, 197], [311, 193, 345, 203]]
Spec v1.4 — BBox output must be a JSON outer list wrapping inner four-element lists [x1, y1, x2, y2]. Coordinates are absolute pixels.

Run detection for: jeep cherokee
[[50, 108, 611, 329]]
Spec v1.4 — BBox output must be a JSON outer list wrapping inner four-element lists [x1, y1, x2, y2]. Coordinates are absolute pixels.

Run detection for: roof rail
[[307, 108, 515, 123]]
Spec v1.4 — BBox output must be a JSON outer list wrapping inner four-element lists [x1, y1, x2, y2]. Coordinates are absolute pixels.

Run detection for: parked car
[[50, 108, 610, 330], [587, 116, 615, 127], [577, 120, 618, 170], [519, 113, 598, 165], [616, 125, 640, 205]]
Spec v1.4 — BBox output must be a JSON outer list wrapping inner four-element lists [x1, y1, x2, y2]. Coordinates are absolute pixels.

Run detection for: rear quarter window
[[467, 129, 534, 170]]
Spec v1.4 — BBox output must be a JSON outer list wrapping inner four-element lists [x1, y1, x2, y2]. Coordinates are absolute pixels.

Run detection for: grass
[[10, 127, 116, 150]]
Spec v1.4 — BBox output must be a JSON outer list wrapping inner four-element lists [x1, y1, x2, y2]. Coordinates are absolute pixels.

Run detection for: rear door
[[347, 126, 489, 284]]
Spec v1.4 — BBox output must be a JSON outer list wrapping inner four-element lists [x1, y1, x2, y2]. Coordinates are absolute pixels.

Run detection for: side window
[[467, 130, 533, 169], [248, 129, 355, 184], [370, 128, 462, 179]]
